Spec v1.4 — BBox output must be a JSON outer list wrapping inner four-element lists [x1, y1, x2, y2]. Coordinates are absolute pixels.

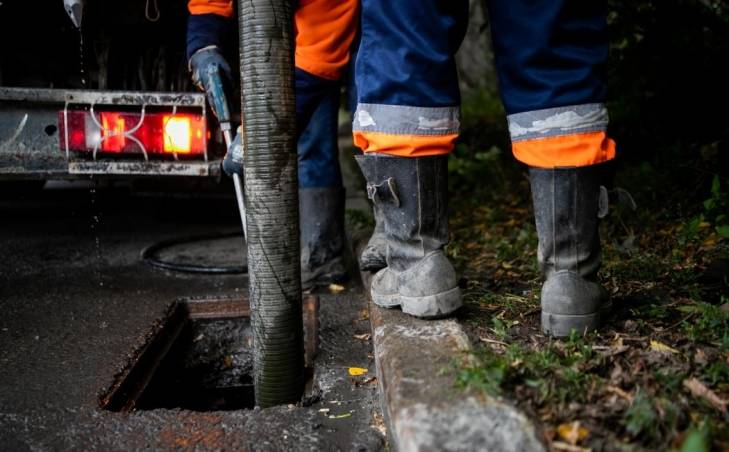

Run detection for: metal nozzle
[[64, 0, 84, 28]]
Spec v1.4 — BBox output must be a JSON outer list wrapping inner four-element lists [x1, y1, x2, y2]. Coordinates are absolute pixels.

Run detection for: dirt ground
[[445, 138, 729, 451]]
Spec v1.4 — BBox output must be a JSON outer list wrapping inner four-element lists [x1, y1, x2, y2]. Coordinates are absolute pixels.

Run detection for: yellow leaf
[[329, 283, 345, 293], [556, 421, 589, 445], [348, 367, 368, 376], [650, 340, 679, 354]]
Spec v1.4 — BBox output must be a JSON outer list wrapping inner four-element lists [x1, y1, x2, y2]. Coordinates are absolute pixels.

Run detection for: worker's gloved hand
[[188, 45, 233, 98], [223, 126, 244, 177]]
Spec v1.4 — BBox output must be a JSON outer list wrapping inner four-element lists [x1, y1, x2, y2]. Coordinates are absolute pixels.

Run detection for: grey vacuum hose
[[238, 0, 304, 406]]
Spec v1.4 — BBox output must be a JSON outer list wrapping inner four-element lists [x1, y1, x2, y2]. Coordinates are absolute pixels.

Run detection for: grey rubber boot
[[355, 154, 462, 319], [300, 187, 347, 289], [529, 163, 611, 337], [359, 203, 387, 272]]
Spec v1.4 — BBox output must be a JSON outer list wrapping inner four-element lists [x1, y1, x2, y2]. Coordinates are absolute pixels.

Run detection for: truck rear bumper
[[0, 87, 220, 179]]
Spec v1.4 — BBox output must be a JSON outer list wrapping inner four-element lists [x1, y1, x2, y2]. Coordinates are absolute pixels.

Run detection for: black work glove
[[223, 126, 244, 177], [188, 46, 233, 102]]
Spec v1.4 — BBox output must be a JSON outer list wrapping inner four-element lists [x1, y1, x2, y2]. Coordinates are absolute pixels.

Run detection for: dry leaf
[[683, 377, 728, 413], [348, 367, 368, 376], [353, 333, 371, 341], [551, 441, 590, 452], [329, 283, 345, 293], [606, 385, 633, 402], [694, 348, 708, 366], [556, 421, 589, 445], [650, 340, 679, 354]]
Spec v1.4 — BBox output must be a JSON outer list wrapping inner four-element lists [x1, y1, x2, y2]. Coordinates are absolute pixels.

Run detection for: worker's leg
[[353, 0, 469, 318], [487, 0, 614, 336], [297, 83, 347, 288], [292, 0, 359, 288]]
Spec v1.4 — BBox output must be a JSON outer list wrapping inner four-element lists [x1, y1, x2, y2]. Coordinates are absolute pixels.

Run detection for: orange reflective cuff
[[353, 131, 457, 157], [512, 132, 616, 169], [188, 0, 234, 18], [294, 0, 359, 81]]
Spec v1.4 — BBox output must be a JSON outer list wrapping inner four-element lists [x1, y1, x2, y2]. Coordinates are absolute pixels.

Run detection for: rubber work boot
[[529, 163, 611, 337], [300, 187, 348, 289], [359, 203, 387, 272], [355, 154, 462, 318]]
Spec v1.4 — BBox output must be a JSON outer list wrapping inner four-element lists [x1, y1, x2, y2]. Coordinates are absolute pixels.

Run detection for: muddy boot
[[355, 154, 461, 318], [300, 187, 347, 289], [529, 164, 611, 337], [359, 203, 387, 272]]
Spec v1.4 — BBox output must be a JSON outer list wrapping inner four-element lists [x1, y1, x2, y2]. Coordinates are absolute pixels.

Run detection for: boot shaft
[[529, 164, 610, 280], [299, 187, 345, 269], [355, 154, 450, 270]]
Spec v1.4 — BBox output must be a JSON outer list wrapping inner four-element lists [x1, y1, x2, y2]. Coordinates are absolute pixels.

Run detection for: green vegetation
[[447, 2, 729, 449]]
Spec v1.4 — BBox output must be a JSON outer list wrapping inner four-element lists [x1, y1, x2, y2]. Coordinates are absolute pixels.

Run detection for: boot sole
[[400, 287, 462, 319], [541, 302, 611, 338], [371, 291, 400, 309]]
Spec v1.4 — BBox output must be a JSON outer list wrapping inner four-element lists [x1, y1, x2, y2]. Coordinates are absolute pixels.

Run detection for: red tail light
[[58, 110, 207, 156]]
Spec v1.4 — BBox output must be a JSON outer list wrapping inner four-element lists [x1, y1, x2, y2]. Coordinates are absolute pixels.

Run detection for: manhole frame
[[99, 294, 319, 412]]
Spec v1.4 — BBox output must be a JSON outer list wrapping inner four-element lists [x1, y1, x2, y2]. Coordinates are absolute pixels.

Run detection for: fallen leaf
[[223, 355, 233, 368], [551, 440, 590, 452], [329, 283, 345, 293], [329, 413, 352, 419], [694, 348, 708, 366], [650, 340, 679, 354], [556, 421, 589, 445], [348, 367, 368, 376], [606, 385, 633, 402], [318, 408, 330, 413], [371, 410, 387, 436], [353, 333, 371, 341], [683, 378, 728, 413]]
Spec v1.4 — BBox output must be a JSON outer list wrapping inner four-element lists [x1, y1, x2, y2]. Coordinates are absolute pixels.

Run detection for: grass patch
[[449, 87, 729, 450]]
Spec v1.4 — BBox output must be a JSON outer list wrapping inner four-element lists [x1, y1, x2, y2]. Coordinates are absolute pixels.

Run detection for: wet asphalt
[[0, 180, 384, 451]]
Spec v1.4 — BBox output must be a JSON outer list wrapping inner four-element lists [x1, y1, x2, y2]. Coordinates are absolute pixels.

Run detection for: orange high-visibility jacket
[[188, 0, 358, 81]]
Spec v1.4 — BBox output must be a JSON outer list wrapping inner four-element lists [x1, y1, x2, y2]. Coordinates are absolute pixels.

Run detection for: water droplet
[[79, 28, 87, 87]]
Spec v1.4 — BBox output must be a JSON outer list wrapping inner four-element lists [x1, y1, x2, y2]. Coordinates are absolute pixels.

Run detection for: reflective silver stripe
[[507, 103, 608, 142], [353, 103, 460, 136]]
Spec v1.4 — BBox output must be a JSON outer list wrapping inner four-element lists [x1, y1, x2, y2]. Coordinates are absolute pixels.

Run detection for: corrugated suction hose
[[237, 0, 304, 406]]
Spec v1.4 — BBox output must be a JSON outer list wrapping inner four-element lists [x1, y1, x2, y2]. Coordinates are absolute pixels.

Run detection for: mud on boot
[[359, 203, 387, 272], [355, 154, 461, 318], [530, 163, 612, 337]]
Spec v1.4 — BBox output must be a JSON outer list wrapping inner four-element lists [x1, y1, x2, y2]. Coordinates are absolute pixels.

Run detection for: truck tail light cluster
[[58, 110, 207, 156]]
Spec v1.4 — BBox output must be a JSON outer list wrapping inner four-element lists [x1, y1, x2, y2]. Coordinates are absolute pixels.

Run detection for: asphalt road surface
[[0, 179, 383, 451]]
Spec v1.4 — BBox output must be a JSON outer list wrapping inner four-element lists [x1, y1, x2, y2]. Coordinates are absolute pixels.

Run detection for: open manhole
[[100, 295, 318, 412]]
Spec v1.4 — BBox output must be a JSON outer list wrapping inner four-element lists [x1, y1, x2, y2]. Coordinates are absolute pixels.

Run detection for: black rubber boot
[[300, 187, 347, 289], [359, 203, 387, 272], [355, 154, 461, 319], [529, 163, 611, 337]]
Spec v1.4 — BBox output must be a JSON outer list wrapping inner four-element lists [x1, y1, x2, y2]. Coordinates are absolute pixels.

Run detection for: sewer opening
[[135, 316, 255, 411], [100, 295, 318, 413]]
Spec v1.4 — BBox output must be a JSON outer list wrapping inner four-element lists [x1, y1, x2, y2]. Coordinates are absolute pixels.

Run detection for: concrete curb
[[361, 271, 545, 452], [340, 139, 543, 451]]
